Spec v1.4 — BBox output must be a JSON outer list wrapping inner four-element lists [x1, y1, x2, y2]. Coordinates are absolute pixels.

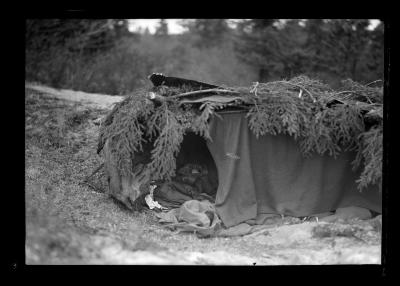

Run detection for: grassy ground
[[25, 86, 382, 265]]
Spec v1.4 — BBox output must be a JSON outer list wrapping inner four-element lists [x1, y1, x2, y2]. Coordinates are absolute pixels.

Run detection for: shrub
[[26, 34, 259, 95]]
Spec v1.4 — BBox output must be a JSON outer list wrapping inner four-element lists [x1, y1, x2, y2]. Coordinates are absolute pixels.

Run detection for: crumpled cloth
[[156, 200, 222, 237], [153, 163, 216, 210], [155, 199, 273, 238]]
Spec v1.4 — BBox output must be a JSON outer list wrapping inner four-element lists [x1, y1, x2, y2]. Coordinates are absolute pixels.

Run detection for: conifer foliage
[[98, 76, 383, 190]]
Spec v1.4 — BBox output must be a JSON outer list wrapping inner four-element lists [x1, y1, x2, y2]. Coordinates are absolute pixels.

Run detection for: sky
[[128, 19, 381, 34], [128, 19, 186, 34]]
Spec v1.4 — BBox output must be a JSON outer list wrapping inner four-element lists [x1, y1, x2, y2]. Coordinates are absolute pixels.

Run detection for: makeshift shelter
[[97, 74, 383, 231]]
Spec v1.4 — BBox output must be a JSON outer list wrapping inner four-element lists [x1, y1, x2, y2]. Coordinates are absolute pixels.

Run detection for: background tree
[[154, 19, 169, 37], [363, 21, 384, 81], [180, 19, 230, 48], [25, 19, 384, 94], [304, 19, 371, 83], [234, 19, 384, 85], [26, 19, 129, 56], [234, 19, 309, 81], [26, 19, 130, 88]]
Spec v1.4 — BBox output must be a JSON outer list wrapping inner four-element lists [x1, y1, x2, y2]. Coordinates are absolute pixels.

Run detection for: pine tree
[[304, 19, 380, 83], [155, 19, 169, 37], [234, 19, 309, 82], [181, 19, 229, 48]]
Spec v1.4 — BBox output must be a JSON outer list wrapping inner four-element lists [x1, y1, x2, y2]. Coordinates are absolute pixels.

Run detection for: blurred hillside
[[25, 19, 384, 95]]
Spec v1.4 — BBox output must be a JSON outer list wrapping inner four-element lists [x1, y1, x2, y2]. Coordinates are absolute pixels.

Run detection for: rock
[[320, 206, 372, 222], [335, 206, 372, 220], [374, 214, 382, 222]]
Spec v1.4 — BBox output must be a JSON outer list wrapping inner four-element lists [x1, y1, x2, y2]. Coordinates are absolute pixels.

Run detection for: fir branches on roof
[[354, 126, 383, 191], [97, 75, 383, 191]]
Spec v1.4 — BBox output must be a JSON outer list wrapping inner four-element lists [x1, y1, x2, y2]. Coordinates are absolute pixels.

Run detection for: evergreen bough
[[98, 76, 383, 191]]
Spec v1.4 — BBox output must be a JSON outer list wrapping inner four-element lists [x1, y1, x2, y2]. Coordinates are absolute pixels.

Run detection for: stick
[[82, 163, 104, 183], [334, 90, 367, 95], [216, 109, 249, 115], [245, 227, 274, 238], [81, 180, 104, 193], [172, 89, 239, 98], [146, 92, 167, 103], [272, 81, 316, 102], [147, 89, 240, 102], [333, 90, 374, 104], [366, 79, 383, 86]]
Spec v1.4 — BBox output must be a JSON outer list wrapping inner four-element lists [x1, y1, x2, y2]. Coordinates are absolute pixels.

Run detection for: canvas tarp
[[206, 112, 382, 228]]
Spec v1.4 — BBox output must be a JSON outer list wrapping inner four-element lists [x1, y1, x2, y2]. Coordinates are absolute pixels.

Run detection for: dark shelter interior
[[153, 132, 219, 208], [175, 132, 219, 196]]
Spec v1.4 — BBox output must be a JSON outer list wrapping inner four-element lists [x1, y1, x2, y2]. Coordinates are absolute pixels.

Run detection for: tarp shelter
[[99, 74, 382, 229], [203, 112, 380, 227]]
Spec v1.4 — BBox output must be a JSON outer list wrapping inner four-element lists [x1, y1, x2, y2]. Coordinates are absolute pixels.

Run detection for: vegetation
[[24, 19, 384, 264], [25, 19, 383, 94], [98, 76, 382, 190], [25, 88, 382, 265]]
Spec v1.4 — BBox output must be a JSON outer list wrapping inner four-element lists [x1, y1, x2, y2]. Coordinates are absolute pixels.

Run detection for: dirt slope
[[25, 83, 124, 109]]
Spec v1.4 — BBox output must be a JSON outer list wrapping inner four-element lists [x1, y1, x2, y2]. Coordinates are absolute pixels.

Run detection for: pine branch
[[171, 88, 239, 98], [354, 126, 383, 191]]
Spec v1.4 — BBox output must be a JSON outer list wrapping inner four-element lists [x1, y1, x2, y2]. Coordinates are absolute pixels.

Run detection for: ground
[[25, 84, 382, 265]]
